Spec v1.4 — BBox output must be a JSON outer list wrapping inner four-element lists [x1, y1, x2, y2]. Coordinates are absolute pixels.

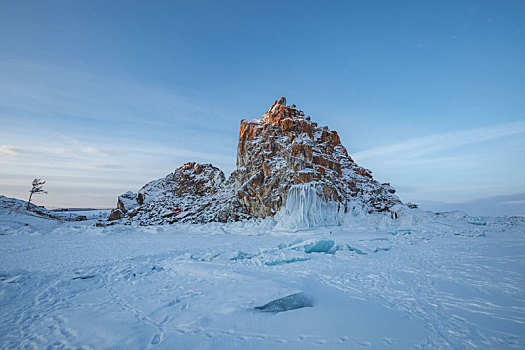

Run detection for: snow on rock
[[235, 97, 401, 221], [108, 162, 249, 225], [0, 195, 58, 221], [111, 97, 402, 227], [0, 195, 95, 235], [117, 191, 139, 213]]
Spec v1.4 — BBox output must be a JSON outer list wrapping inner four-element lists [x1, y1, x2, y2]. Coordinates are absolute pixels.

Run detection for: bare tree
[[27, 178, 47, 210]]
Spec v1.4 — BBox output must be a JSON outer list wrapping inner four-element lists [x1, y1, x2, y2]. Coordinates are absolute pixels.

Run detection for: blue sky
[[0, 0, 524, 215]]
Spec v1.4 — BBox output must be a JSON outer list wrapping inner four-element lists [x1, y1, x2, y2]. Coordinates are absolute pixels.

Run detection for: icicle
[[274, 182, 343, 232]]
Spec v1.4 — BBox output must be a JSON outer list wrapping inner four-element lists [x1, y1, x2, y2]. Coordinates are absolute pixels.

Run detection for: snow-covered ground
[[1, 204, 524, 349]]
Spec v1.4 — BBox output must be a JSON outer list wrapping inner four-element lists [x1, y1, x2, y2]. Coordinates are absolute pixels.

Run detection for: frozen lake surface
[[1, 206, 524, 349]]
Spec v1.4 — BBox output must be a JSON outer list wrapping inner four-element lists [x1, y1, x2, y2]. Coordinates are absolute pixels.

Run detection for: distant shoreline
[[50, 208, 112, 212]]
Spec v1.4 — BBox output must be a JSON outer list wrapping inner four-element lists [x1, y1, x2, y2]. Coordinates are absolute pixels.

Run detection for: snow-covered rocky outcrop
[[235, 97, 400, 221], [110, 98, 404, 226], [0, 195, 58, 220], [108, 162, 249, 225], [0, 195, 90, 228]]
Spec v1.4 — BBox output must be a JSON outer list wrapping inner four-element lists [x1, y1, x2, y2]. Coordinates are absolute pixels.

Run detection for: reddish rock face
[[234, 97, 400, 218]]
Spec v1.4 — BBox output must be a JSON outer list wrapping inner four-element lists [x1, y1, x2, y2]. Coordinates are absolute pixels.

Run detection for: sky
[[0, 0, 524, 215]]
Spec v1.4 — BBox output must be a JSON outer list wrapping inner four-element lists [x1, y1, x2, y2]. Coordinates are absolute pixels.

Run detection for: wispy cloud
[[0, 144, 84, 159], [81, 146, 123, 156], [0, 58, 233, 131], [351, 120, 525, 206], [86, 162, 123, 170], [501, 199, 525, 205], [353, 120, 525, 161], [82, 146, 105, 155], [0, 145, 22, 156], [46, 147, 80, 158]]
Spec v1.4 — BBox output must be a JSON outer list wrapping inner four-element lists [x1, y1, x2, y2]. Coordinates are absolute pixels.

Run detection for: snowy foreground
[[1, 207, 524, 349]]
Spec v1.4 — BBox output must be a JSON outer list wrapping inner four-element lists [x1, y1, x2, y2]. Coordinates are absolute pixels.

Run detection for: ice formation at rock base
[[274, 183, 344, 232]]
